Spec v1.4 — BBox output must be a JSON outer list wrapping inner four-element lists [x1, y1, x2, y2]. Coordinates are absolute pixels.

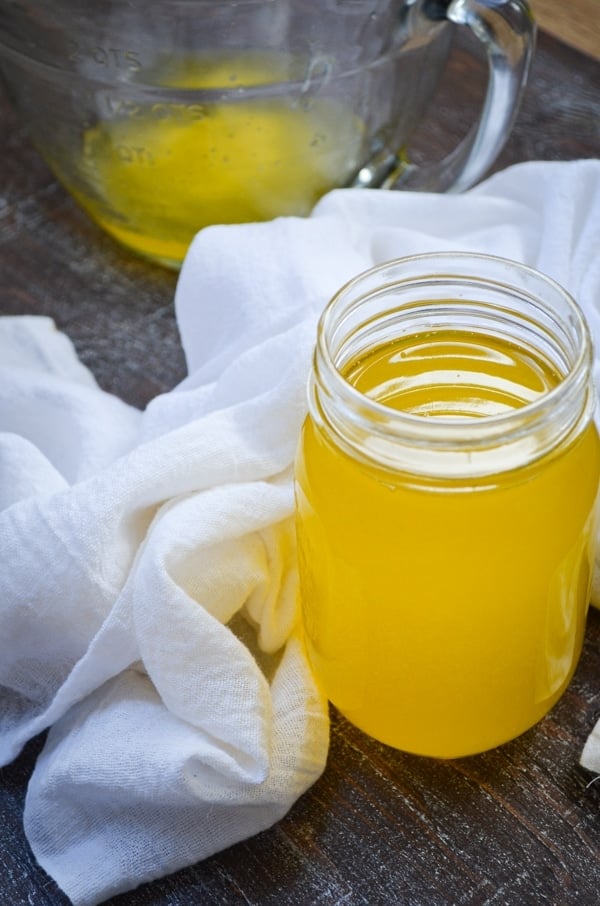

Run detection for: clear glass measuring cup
[[0, 1, 535, 267]]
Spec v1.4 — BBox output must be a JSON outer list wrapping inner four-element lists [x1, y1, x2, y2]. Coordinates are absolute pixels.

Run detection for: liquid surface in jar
[[69, 54, 364, 267], [295, 328, 600, 757], [345, 329, 561, 416]]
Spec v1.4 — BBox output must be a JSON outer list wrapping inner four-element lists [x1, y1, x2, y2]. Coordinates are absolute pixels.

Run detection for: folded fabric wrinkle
[[1, 159, 599, 906]]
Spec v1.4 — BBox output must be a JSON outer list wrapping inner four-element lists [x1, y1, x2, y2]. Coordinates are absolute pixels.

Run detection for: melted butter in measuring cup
[[76, 53, 364, 266]]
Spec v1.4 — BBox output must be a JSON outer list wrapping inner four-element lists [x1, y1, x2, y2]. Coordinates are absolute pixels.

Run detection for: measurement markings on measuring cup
[[67, 41, 142, 71]]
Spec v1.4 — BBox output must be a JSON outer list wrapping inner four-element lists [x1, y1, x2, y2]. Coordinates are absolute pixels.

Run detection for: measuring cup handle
[[354, 0, 536, 193]]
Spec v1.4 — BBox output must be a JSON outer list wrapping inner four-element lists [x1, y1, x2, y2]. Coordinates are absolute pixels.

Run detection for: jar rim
[[312, 252, 595, 477]]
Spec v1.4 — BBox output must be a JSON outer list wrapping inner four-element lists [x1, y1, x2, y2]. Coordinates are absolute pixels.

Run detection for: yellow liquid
[[295, 329, 600, 757], [69, 55, 363, 266]]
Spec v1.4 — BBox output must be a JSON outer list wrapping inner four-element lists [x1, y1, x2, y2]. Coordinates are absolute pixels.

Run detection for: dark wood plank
[[1, 27, 599, 906]]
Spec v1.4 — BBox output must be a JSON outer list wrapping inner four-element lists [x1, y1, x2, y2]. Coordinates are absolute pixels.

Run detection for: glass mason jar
[[295, 252, 600, 758]]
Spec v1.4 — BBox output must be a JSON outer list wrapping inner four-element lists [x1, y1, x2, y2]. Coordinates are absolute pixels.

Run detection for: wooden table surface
[[1, 16, 600, 906], [530, 0, 600, 60]]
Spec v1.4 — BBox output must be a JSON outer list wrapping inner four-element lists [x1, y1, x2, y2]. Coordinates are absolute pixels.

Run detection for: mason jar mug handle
[[352, 0, 536, 194]]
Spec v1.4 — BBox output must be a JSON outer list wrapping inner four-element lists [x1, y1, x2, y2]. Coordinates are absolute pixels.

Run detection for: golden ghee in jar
[[295, 254, 600, 758]]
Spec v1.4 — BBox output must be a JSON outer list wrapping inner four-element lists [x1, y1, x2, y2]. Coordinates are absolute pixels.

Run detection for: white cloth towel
[[1, 160, 599, 905]]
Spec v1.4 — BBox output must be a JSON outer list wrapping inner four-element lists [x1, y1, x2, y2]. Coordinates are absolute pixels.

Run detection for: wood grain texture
[[0, 25, 599, 906], [531, 0, 600, 60]]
